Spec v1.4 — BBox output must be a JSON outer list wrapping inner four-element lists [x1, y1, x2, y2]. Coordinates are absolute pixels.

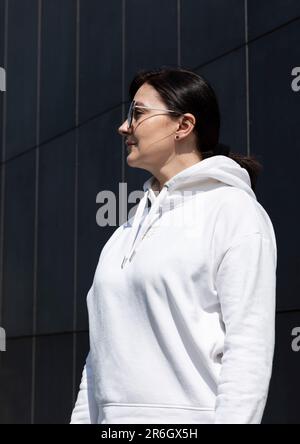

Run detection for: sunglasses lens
[[127, 101, 134, 127]]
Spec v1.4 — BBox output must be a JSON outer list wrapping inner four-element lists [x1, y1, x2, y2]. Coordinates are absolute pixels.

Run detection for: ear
[[176, 113, 196, 138], [182, 113, 196, 127]]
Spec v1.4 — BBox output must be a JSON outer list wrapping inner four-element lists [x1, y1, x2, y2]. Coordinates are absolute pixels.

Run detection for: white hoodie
[[70, 155, 277, 424]]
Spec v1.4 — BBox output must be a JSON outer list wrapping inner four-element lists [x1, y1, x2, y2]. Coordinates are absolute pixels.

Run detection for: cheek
[[140, 119, 170, 140]]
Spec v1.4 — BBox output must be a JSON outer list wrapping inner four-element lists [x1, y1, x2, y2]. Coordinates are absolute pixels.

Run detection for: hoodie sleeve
[[214, 232, 277, 424], [70, 351, 99, 424]]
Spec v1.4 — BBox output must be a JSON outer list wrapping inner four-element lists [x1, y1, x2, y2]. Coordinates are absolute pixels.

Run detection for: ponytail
[[201, 143, 263, 192]]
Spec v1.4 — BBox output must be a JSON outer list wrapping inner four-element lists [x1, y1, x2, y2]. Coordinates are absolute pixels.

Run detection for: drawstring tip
[[121, 250, 136, 268], [129, 250, 136, 262]]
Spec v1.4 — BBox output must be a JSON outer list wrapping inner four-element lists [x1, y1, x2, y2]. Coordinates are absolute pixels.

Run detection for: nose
[[118, 119, 131, 136]]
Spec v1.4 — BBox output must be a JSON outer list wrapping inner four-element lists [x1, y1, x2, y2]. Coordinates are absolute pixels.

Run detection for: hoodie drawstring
[[121, 185, 169, 269]]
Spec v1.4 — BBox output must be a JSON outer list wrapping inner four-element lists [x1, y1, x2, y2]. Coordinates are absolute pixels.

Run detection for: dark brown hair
[[129, 66, 262, 191]]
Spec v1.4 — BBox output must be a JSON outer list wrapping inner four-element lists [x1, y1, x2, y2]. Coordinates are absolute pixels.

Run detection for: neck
[[151, 151, 202, 192]]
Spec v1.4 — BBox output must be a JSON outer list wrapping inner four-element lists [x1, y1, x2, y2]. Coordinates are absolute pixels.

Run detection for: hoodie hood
[[121, 155, 256, 269]]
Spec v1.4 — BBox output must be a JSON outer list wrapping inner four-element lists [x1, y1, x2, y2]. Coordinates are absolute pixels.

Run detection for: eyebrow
[[134, 101, 146, 106]]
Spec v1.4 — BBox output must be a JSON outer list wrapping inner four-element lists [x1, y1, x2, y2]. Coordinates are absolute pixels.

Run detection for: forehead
[[133, 83, 162, 106]]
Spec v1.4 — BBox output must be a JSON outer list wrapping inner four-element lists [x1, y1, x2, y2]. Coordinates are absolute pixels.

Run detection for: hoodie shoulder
[[214, 186, 275, 248], [217, 186, 257, 207]]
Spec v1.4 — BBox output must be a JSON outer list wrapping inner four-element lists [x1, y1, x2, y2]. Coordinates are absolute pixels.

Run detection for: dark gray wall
[[0, 0, 299, 424]]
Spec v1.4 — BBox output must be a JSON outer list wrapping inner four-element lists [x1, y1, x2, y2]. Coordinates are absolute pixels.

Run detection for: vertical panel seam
[[72, 0, 80, 408], [177, 0, 181, 67], [31, 0, 42, 425], [244, 0, 250, 156], [122, 0, 126, 184], [0, 0, 8, 329]]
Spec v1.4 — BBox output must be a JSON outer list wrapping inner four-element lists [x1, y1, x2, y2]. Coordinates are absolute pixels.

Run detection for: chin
[[126, 156, 145, 170], [126, 154, 138, 167]]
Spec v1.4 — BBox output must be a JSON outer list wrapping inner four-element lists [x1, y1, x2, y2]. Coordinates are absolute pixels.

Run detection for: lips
[[126, 142, 137, 153], [126, 139, 137, 146]]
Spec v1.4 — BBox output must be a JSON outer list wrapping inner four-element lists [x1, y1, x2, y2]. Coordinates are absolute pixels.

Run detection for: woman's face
[[118, 83, 181, 170]]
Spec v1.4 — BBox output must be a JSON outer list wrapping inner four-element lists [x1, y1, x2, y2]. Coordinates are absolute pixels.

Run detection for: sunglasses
[[127, 100, 181, 128]]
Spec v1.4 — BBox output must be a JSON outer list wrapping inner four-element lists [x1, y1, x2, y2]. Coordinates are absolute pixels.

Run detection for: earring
[[175, 135, 179, 140]]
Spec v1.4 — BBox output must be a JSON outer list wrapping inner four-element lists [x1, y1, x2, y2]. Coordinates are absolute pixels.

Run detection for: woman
[[70, 67, 277, 424]]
